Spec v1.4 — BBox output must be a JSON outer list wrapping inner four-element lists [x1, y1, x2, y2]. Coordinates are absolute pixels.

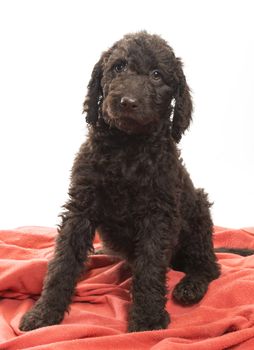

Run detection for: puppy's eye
[[114, 61, 127, 73], [151, 70, 162, 80]]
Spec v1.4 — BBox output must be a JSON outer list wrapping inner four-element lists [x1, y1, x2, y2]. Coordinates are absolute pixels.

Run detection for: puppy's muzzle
[[120, 96, 139, 111]]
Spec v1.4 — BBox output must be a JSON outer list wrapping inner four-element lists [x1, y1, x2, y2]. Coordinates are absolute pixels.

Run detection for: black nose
[[120, 96, 138, 110]]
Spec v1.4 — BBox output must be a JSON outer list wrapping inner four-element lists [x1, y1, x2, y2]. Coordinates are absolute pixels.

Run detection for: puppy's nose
[[120, 96, 138, 110]]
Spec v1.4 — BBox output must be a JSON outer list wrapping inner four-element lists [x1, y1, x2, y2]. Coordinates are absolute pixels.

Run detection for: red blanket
[[0, 226, 254, 350]]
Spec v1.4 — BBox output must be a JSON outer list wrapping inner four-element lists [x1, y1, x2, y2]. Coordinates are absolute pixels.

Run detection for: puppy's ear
[[171, 58, 193, 143], [83, 58, 104, 125]]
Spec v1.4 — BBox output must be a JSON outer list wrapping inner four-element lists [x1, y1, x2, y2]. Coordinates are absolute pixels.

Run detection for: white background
[[0, 0, 253, 229]]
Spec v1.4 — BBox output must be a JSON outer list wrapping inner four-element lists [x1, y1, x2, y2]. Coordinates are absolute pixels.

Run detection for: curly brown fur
[[20, 31, 221, 333]]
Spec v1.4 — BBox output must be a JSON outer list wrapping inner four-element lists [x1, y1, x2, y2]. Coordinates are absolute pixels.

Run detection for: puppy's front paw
[[128, 309, 170, 332], [19, 303, 64, 331]]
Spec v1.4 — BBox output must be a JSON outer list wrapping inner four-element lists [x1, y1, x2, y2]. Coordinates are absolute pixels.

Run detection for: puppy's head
[[83, 31, 192, 142]]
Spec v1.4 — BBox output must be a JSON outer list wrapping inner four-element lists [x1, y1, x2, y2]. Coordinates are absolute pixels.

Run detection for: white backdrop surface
[[0, 0, 253, 229]]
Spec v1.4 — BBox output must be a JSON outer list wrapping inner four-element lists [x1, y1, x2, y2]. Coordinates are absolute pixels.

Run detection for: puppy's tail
[[214, 247, 254, 256]]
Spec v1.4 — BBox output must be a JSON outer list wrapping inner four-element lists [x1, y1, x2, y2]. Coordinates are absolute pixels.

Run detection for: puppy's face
[[101, 33, 177, 134], [84, 32, 192, 142]]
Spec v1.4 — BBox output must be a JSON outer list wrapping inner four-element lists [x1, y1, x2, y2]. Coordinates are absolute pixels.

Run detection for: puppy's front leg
[[128, 220, 172, 332], [20, 208, 96, 331]]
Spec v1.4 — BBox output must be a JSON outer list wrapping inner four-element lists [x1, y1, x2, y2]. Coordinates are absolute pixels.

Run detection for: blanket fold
[[0, 226, 254, 350]]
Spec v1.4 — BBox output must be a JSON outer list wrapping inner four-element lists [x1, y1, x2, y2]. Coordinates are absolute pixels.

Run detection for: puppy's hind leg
[[172, 189, 220, 305]]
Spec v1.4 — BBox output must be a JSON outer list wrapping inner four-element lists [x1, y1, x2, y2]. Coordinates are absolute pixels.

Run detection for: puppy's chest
[[94, 150, 170, 216], [96, 155, 148, 202], [96, 150, 159, 191]]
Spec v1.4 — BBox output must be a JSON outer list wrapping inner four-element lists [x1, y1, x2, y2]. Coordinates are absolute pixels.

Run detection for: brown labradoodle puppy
[[20, 31, 221, 332]]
